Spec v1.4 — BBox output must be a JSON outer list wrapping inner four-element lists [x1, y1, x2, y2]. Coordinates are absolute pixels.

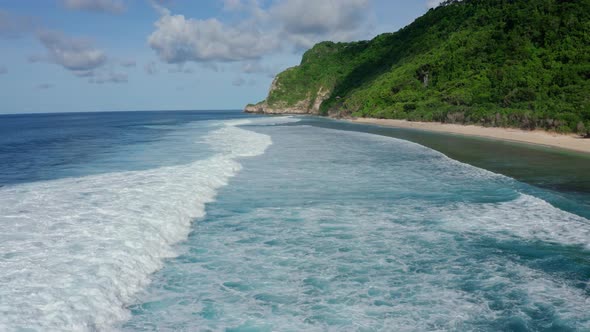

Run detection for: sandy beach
[[350, 118, 590, 155]]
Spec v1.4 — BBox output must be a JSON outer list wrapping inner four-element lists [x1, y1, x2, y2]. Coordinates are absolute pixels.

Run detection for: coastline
[[348, 118, 590, 155]]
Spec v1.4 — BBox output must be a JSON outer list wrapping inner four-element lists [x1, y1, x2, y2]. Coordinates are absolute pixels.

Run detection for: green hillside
[[251, 0, 590, 134]]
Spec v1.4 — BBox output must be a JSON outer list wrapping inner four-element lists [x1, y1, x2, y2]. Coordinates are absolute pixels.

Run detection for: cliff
[[245, 0, 590, 135], [245, 72, 331, 115]]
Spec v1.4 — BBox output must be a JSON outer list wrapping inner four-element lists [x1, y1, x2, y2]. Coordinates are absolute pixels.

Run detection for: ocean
[[0, 111, 589, 331]]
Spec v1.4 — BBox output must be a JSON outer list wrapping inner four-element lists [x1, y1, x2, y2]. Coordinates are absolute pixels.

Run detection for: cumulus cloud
[[148, 7, 279, 64], [61, 0, 126, 14], [34, 29, 107, 73], [148, 0, 374, 64], [272, 0, 372, 48], [0, 66, 6, 75]]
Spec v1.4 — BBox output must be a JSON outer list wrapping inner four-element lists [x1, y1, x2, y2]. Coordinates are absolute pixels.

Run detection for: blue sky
[[0, 0, 443, 114]]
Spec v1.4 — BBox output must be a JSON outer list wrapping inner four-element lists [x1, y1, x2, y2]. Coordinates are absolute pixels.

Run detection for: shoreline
[[347, 118, 590, 155]]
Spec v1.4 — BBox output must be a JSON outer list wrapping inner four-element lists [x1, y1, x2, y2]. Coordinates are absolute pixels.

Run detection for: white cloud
[[61, 0, 126, 14], [426, 0, 445, 8], [148, 8, 279, 63], [272, 0, 372, 48], [148, 0, 374, 64], [30, 30, 129, 85], [34, 29, 107, 72]]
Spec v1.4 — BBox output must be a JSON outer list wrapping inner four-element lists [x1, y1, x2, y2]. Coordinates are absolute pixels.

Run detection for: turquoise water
[[0, 112, 588, 331], [124, 119, 590, 331], [306, 117, 590, 218]]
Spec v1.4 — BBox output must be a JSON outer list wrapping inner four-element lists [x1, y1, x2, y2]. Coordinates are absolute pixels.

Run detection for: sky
[[0, 0, 444, 114]]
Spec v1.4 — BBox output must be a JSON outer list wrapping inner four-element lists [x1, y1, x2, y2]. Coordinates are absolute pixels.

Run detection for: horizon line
[[0, 109, 246, 116]]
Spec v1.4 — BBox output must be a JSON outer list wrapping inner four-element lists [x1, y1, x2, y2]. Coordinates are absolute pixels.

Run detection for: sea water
[[0, 111, 588, 331]]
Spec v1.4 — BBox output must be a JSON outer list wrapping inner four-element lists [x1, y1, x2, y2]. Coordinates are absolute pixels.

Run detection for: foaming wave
[[0, 120, 271, 331], [437, 193, 590, 248], [239, 115, 301, 126], [362, 133, 590, 248], [120, 123, 590, 331], [122, 203, 590, 331]]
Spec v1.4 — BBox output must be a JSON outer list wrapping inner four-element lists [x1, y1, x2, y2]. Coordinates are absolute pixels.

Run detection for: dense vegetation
[[262, 0, 590, 134]]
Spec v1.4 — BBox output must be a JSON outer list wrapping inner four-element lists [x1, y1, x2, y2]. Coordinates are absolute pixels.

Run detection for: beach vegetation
[[264, 0, 590, 134]]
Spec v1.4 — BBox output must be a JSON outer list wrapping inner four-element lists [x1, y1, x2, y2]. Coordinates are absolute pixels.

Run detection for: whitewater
[[0, 112, 589, 331], [0, 118, 277, 330]]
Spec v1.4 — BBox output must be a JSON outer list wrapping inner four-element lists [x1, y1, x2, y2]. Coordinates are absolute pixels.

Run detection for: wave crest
[[0, 119, 272, 331]]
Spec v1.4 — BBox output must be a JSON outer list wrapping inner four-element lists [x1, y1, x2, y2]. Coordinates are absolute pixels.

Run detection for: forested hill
[[245, 0, 590, 135]]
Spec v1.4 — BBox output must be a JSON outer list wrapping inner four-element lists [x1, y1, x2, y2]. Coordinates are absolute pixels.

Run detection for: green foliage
[[264, 0, 590, 133]]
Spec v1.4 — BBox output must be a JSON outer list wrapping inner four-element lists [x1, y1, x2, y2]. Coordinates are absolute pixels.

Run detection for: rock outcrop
[[244, 77, 331, 115]]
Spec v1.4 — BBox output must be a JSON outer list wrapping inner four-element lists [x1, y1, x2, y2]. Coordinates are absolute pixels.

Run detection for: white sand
[[350, 118, 590, 154]]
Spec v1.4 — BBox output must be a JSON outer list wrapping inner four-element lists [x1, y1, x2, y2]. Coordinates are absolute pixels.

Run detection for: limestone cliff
[[244, 75, 331, 115]]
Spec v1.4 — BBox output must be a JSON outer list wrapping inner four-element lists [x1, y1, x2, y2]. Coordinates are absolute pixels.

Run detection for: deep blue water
[[0, 111, 251, 185], [0, 111, 588, 331]]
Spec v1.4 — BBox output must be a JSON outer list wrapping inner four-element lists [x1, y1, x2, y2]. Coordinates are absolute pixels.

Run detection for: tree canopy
[[264, 0, 590, 134]]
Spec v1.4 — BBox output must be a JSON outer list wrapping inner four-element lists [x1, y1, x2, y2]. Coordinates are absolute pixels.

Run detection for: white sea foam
[[118, 124, 590, 331], [238, 115, 302, 126], [0, 119, 273, 331], [438, 193, 590, 248], [122, 203, 590, 331], [361, 132, 590, 248]]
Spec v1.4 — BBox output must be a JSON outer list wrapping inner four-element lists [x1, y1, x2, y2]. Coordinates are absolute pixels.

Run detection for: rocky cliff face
[[244, 77, 331, 115]]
